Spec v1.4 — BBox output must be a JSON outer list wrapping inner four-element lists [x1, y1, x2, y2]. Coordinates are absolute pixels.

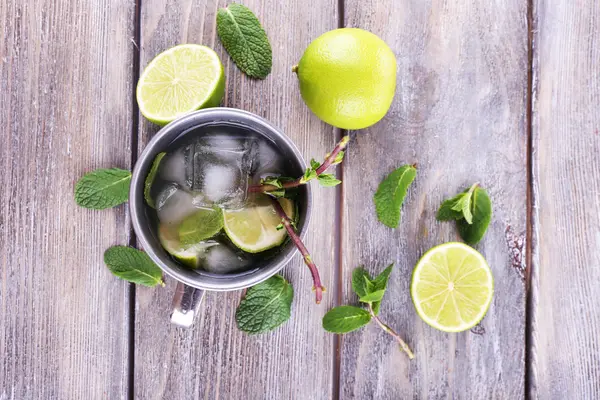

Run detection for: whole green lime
[[294, 28, 397, 130]]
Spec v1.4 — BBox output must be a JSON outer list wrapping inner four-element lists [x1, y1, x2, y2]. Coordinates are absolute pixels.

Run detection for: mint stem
[[248, 135, 350, 193], [268, 196, 324, 304], [368, 303, 414, 359]]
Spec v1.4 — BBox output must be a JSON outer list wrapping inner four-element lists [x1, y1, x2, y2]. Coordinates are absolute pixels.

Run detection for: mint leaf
[[437, 192, 466, 221], [144, 152, 166, 209], [216, 4, 272, 79], [332, 151, 345, 165], [359, 290, 385, 303], [452, 183, 477, 224], [351, 267, 372, 298], [310, 158, 321, 170], [322, 306, 371, 333], [374, 165, 417, 228], [104, 246, 164, 287], [457, 186, 492, 245], [262, 176, 283, 188], [370, 264, 393, 314], [236, 275, 293, 334], [270, 189, 286, 198], [75, 168, 131, 209], [317, 173, 341, 187], [302, 167, 317, 183], [178, 208, 224, 246]]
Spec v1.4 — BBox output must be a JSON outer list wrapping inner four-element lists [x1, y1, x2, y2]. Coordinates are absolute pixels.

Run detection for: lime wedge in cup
[[158, 223, 218, 268], [411, 242, 494, 332], [136, 44, 225, 125], [223, 196, 295, 253]]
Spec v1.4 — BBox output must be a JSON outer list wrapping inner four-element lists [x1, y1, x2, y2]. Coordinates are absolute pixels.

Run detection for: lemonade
[[146, 124, 296, 274]]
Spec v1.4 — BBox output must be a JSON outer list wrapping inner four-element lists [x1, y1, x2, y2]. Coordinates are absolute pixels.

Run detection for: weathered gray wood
[[340, 1, 529, 398], [134, 1, 338, 398], [0, 0, 134, 398], [530, 2, 600, 398]]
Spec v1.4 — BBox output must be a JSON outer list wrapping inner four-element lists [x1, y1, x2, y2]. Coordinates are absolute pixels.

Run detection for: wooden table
[[1, 0, 599, 398]]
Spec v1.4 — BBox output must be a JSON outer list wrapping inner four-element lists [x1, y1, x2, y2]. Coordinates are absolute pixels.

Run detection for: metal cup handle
[[170, 282, 205, 328]]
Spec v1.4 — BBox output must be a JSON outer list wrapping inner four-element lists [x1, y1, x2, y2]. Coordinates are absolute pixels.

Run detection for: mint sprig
[[144, 152, 166, 208], [75, 168, 131, 209], [236, 275, 293, 334], [374, 164, 417, 228], [104, 246, 164, 287], [323, 264, 414, 359], [250, 135, 349, 197], [437, 183, 492, 245], [216, 4, 272, 79]]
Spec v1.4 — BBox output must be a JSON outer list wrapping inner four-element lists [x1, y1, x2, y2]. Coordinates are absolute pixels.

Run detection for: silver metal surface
[[129, 108, 311, 326], [170, 282, 205, 328]]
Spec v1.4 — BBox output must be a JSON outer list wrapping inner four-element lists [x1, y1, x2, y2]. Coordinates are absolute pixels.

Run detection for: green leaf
[[322, 306, 371, 333], [317, 173, 341, 187], [178, 207, 224, 246], [262, 176, 283, 188], [236, 275, 293, 334], [436, 192, 467, 221], [457, 187, 492, 245], [332, 150, 345, 165], [374, 165, 417, 228], [144, 152, 166, 209], [104, 246, 164, 287], [269, 189, 286, 198], [75, 168, 131, 210], [276, 223, 284, 231], [216, 4, 272, 79], [301, 167, 317, 183], [351, 267, 372, 298], [359, 290, 385, 303], [452, 183, 477, 224], [369, 264, 394, 313], [310, 158, 321, 170]]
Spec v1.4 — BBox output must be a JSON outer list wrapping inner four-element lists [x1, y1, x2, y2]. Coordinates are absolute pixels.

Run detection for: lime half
[[223, 197, 295, 253], [411, 242, 494, 332], [137, 44, 225, 125]]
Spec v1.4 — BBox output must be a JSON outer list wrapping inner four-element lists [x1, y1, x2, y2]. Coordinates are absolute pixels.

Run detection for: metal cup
[[129, 108, 311, 328]]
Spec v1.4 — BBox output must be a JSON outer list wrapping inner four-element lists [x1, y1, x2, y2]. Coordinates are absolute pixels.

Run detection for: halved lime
[[223, 196, 295, 253], [136, 44, 225, 125], [158, 223, 217, 268], [411, 242, 494, 332]]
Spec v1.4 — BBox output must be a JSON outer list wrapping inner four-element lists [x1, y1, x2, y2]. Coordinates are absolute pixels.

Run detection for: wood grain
[[0, 0, 134, 398], [340, 1, 529, 398], [134, 1, 338, 398], [530, 2, 600, 398]]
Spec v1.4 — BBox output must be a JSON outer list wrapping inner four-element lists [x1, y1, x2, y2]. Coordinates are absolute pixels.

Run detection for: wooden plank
[[340, 1, 529, 398], [530, 3, 600, 398], [0, 0, 134, 398], [134, 1, 338, 398]]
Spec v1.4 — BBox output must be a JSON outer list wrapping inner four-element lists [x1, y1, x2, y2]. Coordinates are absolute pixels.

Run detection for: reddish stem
[[368, 304, 414, 359], [248, 135, 350, 193], [268, 196, 325, 304]]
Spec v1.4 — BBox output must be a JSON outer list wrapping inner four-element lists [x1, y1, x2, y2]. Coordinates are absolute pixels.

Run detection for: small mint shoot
[[323, 264, 413, 359], [310, 158, 321, 170]]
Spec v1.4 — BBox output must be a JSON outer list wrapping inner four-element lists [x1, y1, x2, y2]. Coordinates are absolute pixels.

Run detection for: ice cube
[[202, 244, 249, 274], [159, 146, 193, 189], [156, 184, 196, 224], [189, 135, 257, 209], [253, 140, 282, 178]]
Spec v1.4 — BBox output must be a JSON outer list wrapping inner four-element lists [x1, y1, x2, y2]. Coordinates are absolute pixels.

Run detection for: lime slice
[[136, 44, 225, 125], [411, 242, 494, 332], [158, 223, 217, 268], [223, 196, 295, 253]]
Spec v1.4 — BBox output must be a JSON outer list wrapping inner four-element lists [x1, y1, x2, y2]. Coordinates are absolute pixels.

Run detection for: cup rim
[[130, 108, 312, 291]]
